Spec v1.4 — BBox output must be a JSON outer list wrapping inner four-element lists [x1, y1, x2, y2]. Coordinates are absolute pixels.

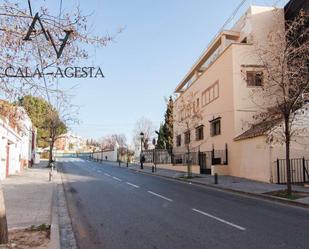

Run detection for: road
[[58, 158, 309, 249]]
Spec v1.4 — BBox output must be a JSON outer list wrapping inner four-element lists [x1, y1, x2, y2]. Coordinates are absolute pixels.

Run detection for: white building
[[55, 132, 86, 153], [0, 105, 36, 180]]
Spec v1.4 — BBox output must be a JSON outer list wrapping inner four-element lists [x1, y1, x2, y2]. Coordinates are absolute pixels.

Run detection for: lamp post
[[140, 132, 144, 169]]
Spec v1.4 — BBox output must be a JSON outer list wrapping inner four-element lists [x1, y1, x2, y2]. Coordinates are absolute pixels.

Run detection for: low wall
[[211, 165, 229, 176], [93, 150, 118, 162], [144, 163, 200, 174]]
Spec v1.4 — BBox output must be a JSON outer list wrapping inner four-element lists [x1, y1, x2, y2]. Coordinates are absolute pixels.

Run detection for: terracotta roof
[[234, 119, 281, 141]]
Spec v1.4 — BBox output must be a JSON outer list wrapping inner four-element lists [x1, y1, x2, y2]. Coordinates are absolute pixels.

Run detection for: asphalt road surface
[[58, 158, 309, 249]]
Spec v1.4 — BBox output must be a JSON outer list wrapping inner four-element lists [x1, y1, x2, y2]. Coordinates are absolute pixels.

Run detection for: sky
[[28, 0, 288, 144]]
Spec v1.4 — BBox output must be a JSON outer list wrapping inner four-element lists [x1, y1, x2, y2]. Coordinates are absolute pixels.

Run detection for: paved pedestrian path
[[2, 160, 54, 230]]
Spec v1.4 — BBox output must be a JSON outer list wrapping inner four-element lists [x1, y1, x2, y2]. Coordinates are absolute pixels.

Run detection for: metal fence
[[212, 148, 228, 165], [276, 158, 309, 184], [55, 153, 92, 158], [142, 145, 228, 172], [143, 149, 172, 164], [172, 152, 199, 165]]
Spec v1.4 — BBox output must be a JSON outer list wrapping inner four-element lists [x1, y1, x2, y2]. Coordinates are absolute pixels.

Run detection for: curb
[[57, 163, 78, 249], [88, 159, 309, 209], [48, 170, 60, 249], [127, 165, 309, 209]]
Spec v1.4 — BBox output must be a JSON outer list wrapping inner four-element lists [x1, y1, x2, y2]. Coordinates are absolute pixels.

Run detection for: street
[[59, 158, 309, 249]]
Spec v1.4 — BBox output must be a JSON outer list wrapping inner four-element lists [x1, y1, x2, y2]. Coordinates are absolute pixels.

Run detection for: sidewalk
[[110, 161, 309, 206], [2, 160, 54, 230]]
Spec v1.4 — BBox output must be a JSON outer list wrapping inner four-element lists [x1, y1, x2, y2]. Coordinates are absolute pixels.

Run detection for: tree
[[163, 96, 174, 153], [17, 95, 52, 147], [17, 95, 68, 164], [45, 107, 67, 164], [0, 185, 7, 244], [249, 11, 309, 194], [0, 1, 117, 242], [99, 134, 127, 149], [155, 123, 166, 149], [175, 92, 202, 178], [133, 117, 155, 152], [0, 0, 118, 102]]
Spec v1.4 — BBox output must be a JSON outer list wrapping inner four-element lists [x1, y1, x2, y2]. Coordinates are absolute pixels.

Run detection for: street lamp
[[140, 132, 144, 169]]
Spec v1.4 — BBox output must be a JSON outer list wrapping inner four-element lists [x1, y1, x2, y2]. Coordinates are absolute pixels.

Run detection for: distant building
[[55, 132, 86, 152]]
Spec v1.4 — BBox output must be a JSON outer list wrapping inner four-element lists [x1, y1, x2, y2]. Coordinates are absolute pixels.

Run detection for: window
[[210, 118, 221, 136], [246, 71, 263, 86], [176, 135, 181, 147], [195, 125, 204, 141], [184, 131, 190, 144], [202, 81, 219, 106], [214, 83, 219, 98]]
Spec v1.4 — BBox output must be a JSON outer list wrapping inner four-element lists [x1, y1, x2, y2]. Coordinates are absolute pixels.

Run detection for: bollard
[[118, 161, 121, 167], [214, 173, 218, 184], [126, 161, 129, 167], [49, 162, 55, 181], [152, 165, 155, 173], [49, 170, 53, 181]]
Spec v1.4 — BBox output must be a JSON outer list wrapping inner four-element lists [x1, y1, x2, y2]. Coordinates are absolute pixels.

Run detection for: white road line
[[113, 177, 122, 181], [126, 182, 140, 188], [192, 208, 246, 231], [104, 173, 111, 177], [97, 170, 102, 173], [147, 191, 173, 202]]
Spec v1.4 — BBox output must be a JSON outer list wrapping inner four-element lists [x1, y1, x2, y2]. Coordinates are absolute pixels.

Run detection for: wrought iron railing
[[276, 158, 309, 184]]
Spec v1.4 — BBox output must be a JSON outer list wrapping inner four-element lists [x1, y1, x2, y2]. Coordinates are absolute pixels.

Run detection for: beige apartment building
[[173, 6, 309, 183]]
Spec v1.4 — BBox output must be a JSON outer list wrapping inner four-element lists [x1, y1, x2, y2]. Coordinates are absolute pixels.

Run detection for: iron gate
[[199, 151, 212, 174], [276, 158, 309, 184]]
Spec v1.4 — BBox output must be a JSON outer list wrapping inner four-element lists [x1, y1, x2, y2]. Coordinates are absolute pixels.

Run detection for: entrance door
[[199, 152, 211, 174]]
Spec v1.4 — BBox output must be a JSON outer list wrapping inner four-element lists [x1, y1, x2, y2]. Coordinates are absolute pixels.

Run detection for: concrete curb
[[127, 166, 309, 209], [87, 159, 309, 209], [48, 170, 61, 249], [57, 163, 78, 249]]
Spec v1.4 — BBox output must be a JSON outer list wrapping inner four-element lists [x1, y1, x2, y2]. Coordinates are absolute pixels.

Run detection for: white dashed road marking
[[192, 208, 246, 231], [113, 177, 122, 181], [104, 173, 111, 177], [126, 182, 140, 188], [147, 191, 173, 202]]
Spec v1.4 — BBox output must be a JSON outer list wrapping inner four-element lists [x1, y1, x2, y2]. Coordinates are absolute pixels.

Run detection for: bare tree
[[175, 92, 202, 178], [0, 1, 119, 242], [0, 185, 7, 244], [133, 117, 155, 152], [0, 0, 119, 102], [99, 134, 127, 149], [248, 10, 309, 194]]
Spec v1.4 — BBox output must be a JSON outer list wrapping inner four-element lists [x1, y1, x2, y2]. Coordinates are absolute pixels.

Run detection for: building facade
[[0, 105, 36, 180], [173, 6, 309, 183], [55, 132, 86, 153]]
